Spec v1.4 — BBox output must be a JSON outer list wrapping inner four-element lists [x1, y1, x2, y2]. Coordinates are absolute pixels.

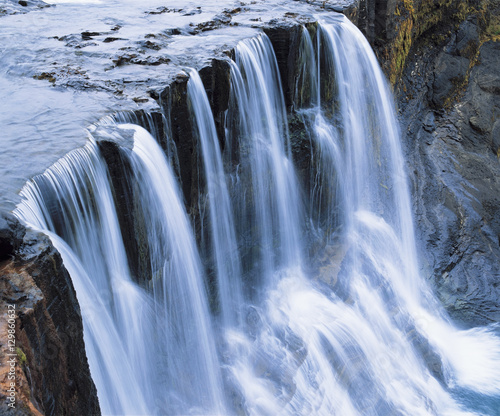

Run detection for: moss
[[384, 0, 491, 86], [16, 347, 27, 368], [484, 6, 500, 41], [389, 18, 413, 85]]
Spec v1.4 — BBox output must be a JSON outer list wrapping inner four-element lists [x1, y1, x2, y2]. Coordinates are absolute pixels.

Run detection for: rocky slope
[[389, 0, 500, 326]]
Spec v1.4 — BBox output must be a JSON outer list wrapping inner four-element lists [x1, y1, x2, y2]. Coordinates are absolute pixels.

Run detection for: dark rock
[[112, 53, 170, 67], [146, 7, 181, 15], [455, 17, 480, 59], [103, 37, 124, 43], [0, 214, 25, 261], [288, 112, 311, 191], [97, 140, 147, 282], [139, 40, 161, 50], [398, 17, 500, 326], [18, 1, 28, 7], [360, 0, 483, 85], [199, 59, 231, 153], [476, 41, 500, 95], [0, 221, 100, 415], [165, 28, 181, 35], [159, 77, 198, 211], [430, 52, 469, 109], [182, 8, 202, 17], [264, 24, 303, 111], [491, 119, 500, 155], [81, 31, 101, 40], [95, 111, 165, 286]]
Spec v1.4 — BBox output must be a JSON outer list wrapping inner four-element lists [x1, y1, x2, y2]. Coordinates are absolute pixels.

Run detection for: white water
[[14, 141, 156, 415], [228, 34, 303, 286], [14, 15, 500, 416], [187, 69, 244, 328], [126, 124, 226, 414]]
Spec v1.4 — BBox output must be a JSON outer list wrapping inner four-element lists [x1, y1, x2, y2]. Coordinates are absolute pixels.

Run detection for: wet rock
[[193, 13, 232, 33], [199, 59, 232, 152], [138, 40, 161, 51], [81, 31, 101, 40], [111, 53, 170, 67], [182, 8, 202, 17], [264, 24, 304, 110], [146, 7, 182, 15], [94, 113, 165, 285], [103, 37, 124, 43], [398, 11, 500, 326], [0, 218, 100, 415], [0, 0, 51, 16], [159, 76, 199, 211], [476, 41, 500, 95], [33, 72, 56, 84], [0, 213, 25, 261], [288, 112, 311, 190], [455, 17, 480, 59], [430, 53, 469, 109], [491, 119, 500, 155]]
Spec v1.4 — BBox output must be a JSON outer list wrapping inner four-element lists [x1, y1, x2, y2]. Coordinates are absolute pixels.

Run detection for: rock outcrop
[[394, 1, 500, 326], [358, 0, 488, 85], [0, 214, 100, 415]]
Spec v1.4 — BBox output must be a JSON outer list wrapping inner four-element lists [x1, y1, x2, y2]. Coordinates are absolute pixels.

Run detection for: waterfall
[[187, 69, 244, 328], [14, 14, 500, 416], [126, 124, 226, 414], [15, 126, 226, 415], [227, 34, 303, 289], [14, 140, 156, 415], [293, 15, 500, 414]]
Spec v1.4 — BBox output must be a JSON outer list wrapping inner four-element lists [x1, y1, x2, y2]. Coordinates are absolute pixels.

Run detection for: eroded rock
[[0, 216, 100, 415], [397, 6, 500, 326]]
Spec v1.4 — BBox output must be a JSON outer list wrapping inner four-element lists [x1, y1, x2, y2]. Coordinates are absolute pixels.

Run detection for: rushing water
[[227, 33, 303, 288], [188, 69, 244, 328], [14, 14, 500, 416]]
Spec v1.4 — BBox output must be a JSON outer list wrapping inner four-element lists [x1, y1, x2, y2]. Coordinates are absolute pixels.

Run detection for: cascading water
[[227, 34, 303, 288], [14, 140, 157, 415], [187, 69, 244, 328], [15, 125, 226, 415], [13, 13, 500, 416], [289, 15, 500, 414]]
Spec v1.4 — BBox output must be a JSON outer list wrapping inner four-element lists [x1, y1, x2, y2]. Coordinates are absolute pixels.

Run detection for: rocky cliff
[[0, 214, 100, 415], [378, 0, 500, 326]]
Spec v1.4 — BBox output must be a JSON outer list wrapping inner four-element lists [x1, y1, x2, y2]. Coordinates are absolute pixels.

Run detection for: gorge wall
[[383, 0, 500, 326], [1, 0, 499, 413]]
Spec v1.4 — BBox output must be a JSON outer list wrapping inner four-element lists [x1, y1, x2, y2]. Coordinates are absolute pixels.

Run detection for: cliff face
[[0, 214, 100, 415], [356, 0, 490, 86], [381, 0, 500, 326]]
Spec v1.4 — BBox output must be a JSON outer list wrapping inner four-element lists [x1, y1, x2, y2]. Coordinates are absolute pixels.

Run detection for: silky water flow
[[14, 15, 500, 416]]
